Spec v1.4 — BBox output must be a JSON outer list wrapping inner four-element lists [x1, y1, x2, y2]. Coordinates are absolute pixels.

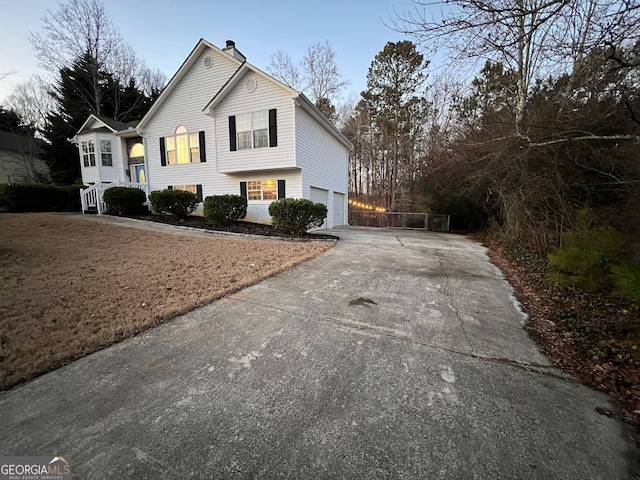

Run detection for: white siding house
[[72, 39, 351, 227]]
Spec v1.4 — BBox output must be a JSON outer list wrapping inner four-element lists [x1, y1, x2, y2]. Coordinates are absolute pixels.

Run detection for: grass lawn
[[0, 213, 331, 390]]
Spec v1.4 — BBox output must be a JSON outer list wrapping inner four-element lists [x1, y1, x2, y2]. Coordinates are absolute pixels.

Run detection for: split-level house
[[72, 39, 352, 228]]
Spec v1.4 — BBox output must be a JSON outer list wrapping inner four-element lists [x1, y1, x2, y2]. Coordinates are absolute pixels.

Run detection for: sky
[[0, 0, 444, 105]]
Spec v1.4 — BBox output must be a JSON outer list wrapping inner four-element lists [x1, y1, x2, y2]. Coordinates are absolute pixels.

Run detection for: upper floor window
[[229, 109, 277, 152], [166, 126, 200, 164], [100, 140, 113, 166], [237, 110, 268, 149], [81, 140, 95, 167]]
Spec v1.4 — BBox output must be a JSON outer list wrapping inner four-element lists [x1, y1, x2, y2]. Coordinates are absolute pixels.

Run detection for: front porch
[[80, 180, 149, 214]]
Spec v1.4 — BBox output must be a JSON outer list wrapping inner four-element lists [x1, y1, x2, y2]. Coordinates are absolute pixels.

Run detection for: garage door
[[309, 186, 328, 228], [333, 192, 345, 226]]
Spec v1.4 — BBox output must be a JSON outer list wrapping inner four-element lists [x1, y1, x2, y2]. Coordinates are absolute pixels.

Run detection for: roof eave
[[296, 94, 353, 149]]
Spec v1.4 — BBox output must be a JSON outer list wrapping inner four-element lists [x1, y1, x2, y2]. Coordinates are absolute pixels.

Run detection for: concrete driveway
[[0, 225, 637, 479]]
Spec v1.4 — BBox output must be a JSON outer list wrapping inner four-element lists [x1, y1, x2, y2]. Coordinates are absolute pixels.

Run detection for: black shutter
[[240, 181, 247, 199], [199, 131, 206, 162], [269, 109, 277, 147], [167, 185, 173, 190], [229, 116, 237, 151], [196, 184, 203, 202], [160, 137, 166, 166], [277, 179, 285, 199]]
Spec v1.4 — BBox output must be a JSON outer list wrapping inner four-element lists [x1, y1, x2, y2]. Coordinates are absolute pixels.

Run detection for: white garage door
[[333, 192, 345, 226], [309, 186, 328, 228]]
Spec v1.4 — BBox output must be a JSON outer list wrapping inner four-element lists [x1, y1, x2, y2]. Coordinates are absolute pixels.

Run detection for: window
[[129, 142, 144, 158], [247, 179, 277, 200], [81, 140, 95, 167], [166, 126, 200, 164], [100, 140, 113, 166], [172, 184, 197, 194], [237, 110, 269, 150], [169, 184, 203, 202], [229, 109, 276, 152]]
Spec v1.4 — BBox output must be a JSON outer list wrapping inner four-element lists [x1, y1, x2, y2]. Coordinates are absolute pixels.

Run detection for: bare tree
[[393, 0, 640, 134], [29, 0, 166, 116], [30, 0, 121, 73], [393, 0, 572, 133], [6, 75, 56, 133], [266, 50, 301, 89], [301, 41, 350, 103]]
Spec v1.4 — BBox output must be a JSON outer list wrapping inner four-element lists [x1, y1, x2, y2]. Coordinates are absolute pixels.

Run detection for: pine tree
[[42, 52, 157, 184]]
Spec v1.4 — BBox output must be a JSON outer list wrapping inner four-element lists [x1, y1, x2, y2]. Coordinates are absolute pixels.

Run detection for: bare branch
[[527, 134, 639, 147], [266, 50, 301, 90], [302, 41, 350, 102]]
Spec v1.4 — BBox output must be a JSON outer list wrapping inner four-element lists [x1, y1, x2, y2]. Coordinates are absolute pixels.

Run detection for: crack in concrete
[[226, 295, 570, 381], [433, 248, 475, 354]]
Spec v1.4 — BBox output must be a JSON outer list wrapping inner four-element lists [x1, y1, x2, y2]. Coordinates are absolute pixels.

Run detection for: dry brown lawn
[[0, 213, 330, 390]]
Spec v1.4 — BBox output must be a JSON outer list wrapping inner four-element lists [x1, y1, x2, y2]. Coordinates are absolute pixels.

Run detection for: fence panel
[[349, 211, 450, 232]]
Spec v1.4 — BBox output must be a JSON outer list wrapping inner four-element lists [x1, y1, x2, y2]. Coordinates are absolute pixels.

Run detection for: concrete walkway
[[0, 224, 637, 479]]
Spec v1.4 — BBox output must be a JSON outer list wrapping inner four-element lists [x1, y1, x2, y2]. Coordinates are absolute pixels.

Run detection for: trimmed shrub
[[0, 183, 84, 212], [268, 198, 327, 235], [149, 188, 198, 220], [203, 194, 247, 227], [103, 187, 147, 215]]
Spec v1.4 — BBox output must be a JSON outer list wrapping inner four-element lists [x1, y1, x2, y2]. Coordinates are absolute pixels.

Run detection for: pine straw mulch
[[482, 235, 640, 431], [0, 213, 331, 391]]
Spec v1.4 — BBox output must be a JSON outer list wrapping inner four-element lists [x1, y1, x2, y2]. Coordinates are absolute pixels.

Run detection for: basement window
[[247, 179, 277, 200]]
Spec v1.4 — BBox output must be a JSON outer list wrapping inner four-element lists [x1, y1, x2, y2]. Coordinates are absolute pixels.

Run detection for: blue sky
[[0, 0, 443, 104]]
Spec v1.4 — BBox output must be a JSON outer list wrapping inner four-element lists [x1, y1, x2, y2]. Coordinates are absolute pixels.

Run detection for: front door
[[131, 165, 146, 184]]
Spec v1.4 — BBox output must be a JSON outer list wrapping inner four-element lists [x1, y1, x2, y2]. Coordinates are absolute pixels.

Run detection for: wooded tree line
[[340, 0, 639, 253], [2, 0, 166, 184]]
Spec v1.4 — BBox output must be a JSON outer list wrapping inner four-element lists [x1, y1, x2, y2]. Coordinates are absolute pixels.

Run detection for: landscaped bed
[[0, 213, 331, 391]]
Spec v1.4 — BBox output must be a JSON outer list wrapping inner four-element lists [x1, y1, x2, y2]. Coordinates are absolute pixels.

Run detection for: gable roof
[[202, 62, 353, 149], [76, 114, 135, 135], [136, 38, 243, 130]]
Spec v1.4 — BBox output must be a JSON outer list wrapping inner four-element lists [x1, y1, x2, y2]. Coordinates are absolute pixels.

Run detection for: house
[[0, 130, 50, 184], [72, 39, 352, 228]]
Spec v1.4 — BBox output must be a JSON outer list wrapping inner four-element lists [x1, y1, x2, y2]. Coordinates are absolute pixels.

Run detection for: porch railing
[[80, 180, 149, 214]]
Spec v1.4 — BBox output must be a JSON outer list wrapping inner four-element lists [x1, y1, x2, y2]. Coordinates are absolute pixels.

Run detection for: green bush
[[103, 187, 147, 215], [57, 184, 85, 211], [149, 188, 198, 220], [0, 183, 84, 212], [612, 262, 640, 306], [268, 198, 327, 235], [548, 209, 622, 292], [203, 194, 247, 227]]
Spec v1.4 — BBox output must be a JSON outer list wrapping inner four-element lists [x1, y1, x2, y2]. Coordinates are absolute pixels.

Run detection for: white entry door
[[309, 186, 328, 228]]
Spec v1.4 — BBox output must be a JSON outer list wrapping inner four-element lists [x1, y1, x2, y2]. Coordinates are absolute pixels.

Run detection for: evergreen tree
[[0, 106, 27, 133], [42, 52, 157, 184], [315, 97, 337, 124], [361, 41, 428, 211]]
